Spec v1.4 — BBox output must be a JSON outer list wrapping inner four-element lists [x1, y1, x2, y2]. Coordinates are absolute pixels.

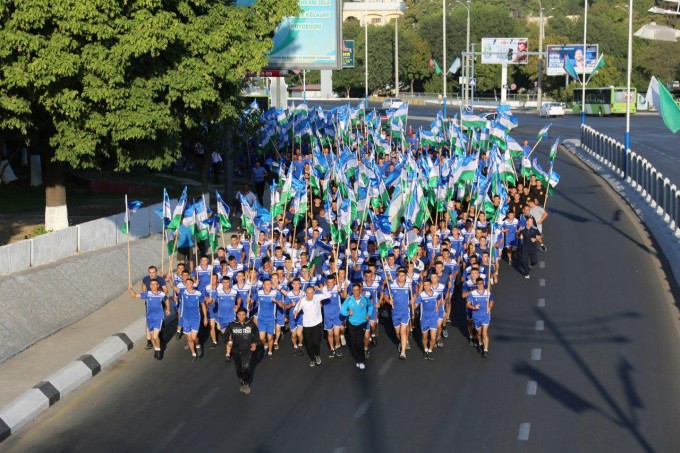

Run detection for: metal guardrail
[[580, 124, 680, 232]]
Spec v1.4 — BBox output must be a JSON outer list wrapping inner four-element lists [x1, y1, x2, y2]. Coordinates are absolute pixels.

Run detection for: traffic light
[[507, 48, 513, 61]]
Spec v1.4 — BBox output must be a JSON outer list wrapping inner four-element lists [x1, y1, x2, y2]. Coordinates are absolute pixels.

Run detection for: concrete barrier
[[0, 240, 31, 276], [77, 215, 117, 253], [30, 226, 78, 267], [0, 235, 163, 363]]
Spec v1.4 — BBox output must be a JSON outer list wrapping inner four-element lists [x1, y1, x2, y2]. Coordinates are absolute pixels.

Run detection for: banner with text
[[546, 44, 599, 76], [481, 38, 529, 64]]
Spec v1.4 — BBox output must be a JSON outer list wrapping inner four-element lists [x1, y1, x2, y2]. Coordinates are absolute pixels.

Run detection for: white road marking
[[535, 321, 545, 332], [539, 261, 546, 269], [153, 422, 186, 453], [539, 278, 546, 286], [531, 348, 542, 361], [537, 298, 546, 307], [378, 357, 394, 376], [527, 381, 538, 396], [197, 386, 221, 408], [354, 399, 373, 418], [518, 423, 531, 441]]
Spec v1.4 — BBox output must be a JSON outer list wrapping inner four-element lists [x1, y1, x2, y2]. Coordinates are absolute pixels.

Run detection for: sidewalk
[[0, 278, 150, 408]]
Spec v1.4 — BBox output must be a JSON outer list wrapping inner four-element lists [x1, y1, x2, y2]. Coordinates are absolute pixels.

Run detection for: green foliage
[[0, 0, 298, 171], [24, 226, 52, 239]]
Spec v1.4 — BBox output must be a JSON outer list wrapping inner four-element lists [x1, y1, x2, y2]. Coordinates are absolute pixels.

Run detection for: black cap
[[237, 306, 247, 314]]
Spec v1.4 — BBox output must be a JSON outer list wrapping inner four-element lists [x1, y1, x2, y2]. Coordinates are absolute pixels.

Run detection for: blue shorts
[[506, 238, 518, 248], [289, 311, 303, 330], [339, 314, 347, 324], [392, 311, 410, 326], [420, 316, 438, 332], [276, 309, 287, 327], [437, 305, 445, 320], [368, 307, 378, 323], [147, 317, 163, 331], [473, 314, 491, 330], [181, 316, 200, 333], [259, 318, 275, 335], [324, 312, 342, 330], [206, 305, 218, 321], [466, 308, 473, 320]]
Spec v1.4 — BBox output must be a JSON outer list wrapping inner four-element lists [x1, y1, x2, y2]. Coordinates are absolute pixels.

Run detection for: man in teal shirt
[[340, 283, 373, 370]]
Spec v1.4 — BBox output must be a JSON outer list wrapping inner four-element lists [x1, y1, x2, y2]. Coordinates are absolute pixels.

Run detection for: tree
[[0, 0, 297, 230], [399, 25, 432, 95]]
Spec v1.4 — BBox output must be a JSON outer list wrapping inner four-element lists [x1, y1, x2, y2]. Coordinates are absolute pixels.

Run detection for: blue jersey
[[467, 290, 493, 319], [321, 285, 342, 316], [226, 244, 245, 263], [449, 236, 464, 258], [362, 280, 382, 306], [140, 291, 167, 319], [254, 289, 278, 320], [389, 282, 411, 315], [442, 259, 459, 278], [215, 286, 240, 322], [414, 290, 440, 320], [193, 265, 213, 290], [180, 289, 203, 320], [284, 290, 304, 309]]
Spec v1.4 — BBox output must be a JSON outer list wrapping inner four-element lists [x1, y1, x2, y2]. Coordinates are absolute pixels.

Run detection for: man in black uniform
[[517, 217, 543, 279], [225, 307, 259, 394]]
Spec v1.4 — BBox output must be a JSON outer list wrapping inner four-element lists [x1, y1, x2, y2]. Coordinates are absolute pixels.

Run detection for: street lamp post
[[537, 3, 557, 112], [581, 0, 588, 125], [456, 0, 471, 108], [443, 0, 447, 118], [364, 0, 369, 107], [624, 0, 633, 179], [395, 17, 399, 98]]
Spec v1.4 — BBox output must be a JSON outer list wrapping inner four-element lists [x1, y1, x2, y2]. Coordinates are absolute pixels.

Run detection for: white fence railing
[[0, 202, 167, 276], [580, 124, 680, 234]]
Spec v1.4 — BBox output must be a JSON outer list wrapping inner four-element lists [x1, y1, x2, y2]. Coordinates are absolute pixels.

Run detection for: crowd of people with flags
[[124, 99, 561, 394]]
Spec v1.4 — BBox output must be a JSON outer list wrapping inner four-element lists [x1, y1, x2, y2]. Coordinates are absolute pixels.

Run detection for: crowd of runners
[[128, 102, 558, 394]]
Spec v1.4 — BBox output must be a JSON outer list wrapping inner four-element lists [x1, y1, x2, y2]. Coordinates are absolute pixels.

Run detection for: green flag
[[586, 54, 605, 83], [647, 76, 680, 134], [434, 59, 442, 75]]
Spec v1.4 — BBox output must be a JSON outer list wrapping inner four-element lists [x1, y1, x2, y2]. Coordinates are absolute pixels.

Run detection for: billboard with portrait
[[237, 0, 342, 70], [481, 38, 529, 64], [546, 44, 599, 76]]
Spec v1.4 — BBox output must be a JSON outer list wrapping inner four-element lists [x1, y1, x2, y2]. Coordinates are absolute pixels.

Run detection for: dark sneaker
[[364, 349, 370, 359], [315, 356, 322, 365], [329, 349, 336, 358], [442, 329, 449, 339], [145, 341, 153, 350], [335, 348, 343, 357], [175, 331, 182, 341], [274, 343, 280, 351], [298, 348, 305, 357], [153, 350, 159, 359], [309, 360, 316, 367], [158, 351, 163, 360], [225, 355, 231, 363], [426, 353, 434, 361], [292, 347, 299, 356], [192, 355, 198, 362], [371, 336, 377, 347], [210, 343, 218, 350], [482, 350, 489, 358], [540, 244, 547, 252], [197, 347, 203, 358]]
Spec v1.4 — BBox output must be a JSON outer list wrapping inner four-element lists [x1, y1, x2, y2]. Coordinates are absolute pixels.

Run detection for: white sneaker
[[340, 335, 347, 346], [358, 363, 366, 370], [356, 362, 361, 368]]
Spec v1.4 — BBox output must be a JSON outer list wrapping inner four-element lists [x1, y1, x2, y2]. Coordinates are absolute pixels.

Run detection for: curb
[[0, 316, 152, 442]]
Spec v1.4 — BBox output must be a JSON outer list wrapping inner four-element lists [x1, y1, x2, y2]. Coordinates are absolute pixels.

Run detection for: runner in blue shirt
[[466, 277, 494, 358], [320, 274, 344, 358], [128, 279, 170, 360], [462, 268, 483, 347], [413, 278, 441, 360], [201, 274, 221, 350], [192, 256, 213, 292], [179, 277, 205, 361], [211, 277, 241, 362], [252, 279, 279, 358], [340, 282, 373, 370], [386, 269, 412, 360], [362, 270, 382, 355], [279, 278, 305, 356]]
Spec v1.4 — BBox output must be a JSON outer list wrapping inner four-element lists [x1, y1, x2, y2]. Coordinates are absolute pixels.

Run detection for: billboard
[[237, 0, 342, 70], [481, 38, 529, 64], [342, 40, 355, 68], [546, 44, 599, 76]]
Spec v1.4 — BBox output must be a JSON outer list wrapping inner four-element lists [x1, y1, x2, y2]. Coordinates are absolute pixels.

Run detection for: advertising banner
[[481, 38, 529, 64], [546, 44, 599, 76]]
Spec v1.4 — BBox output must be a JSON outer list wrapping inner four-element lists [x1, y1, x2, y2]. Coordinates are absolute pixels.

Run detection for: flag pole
[[125, 194, 131, 287], [193, 200, 199, 273]]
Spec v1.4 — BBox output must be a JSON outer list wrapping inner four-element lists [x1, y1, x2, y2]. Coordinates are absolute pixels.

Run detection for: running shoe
[[371, 336, 377, 347], [364, 349, 370, 358], [335, 347, 343, 357], [153, 350, 159, 359], [225, 354, 231, 363], [525, 274, 530, 279], [329, 349, 336, 358], [243, 385, 251, 395], [482, 350, 489, 358], [437, 340, 444, 348], [210, 343, 218, 350], [145, 340, 153, 350], [540, 244, 547, 252], [340, 335, 347, 346], [315, 356, 322, 365], [406, 341, 411, 350], [442, 329, 449, 339], [358, 363, 366, 370], [399, 352, 406, 360], [274, 343, 279, 351], [292, 346, 299, 356], [197, 346, 203, 358], [309, 360, 316, 367], [426, 353, 434, 361], [192, 355, 197, 362], [175, 331, 182, 341]]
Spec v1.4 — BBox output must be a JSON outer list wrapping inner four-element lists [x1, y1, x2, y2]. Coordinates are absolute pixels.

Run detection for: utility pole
[[443, 0, 447, 118], [364, 0, 369, 105], [395, 17, 399, 97], [538, 1, 544, 111]]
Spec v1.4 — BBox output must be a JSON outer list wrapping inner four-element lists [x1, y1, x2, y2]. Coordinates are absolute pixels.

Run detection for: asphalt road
[[4, 119, 680, 451]]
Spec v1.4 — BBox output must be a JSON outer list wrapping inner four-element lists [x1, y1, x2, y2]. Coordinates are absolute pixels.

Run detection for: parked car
[[539, 102, 565, 117], [375, 108, 389, 122], [382, 98, 404, 109]]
